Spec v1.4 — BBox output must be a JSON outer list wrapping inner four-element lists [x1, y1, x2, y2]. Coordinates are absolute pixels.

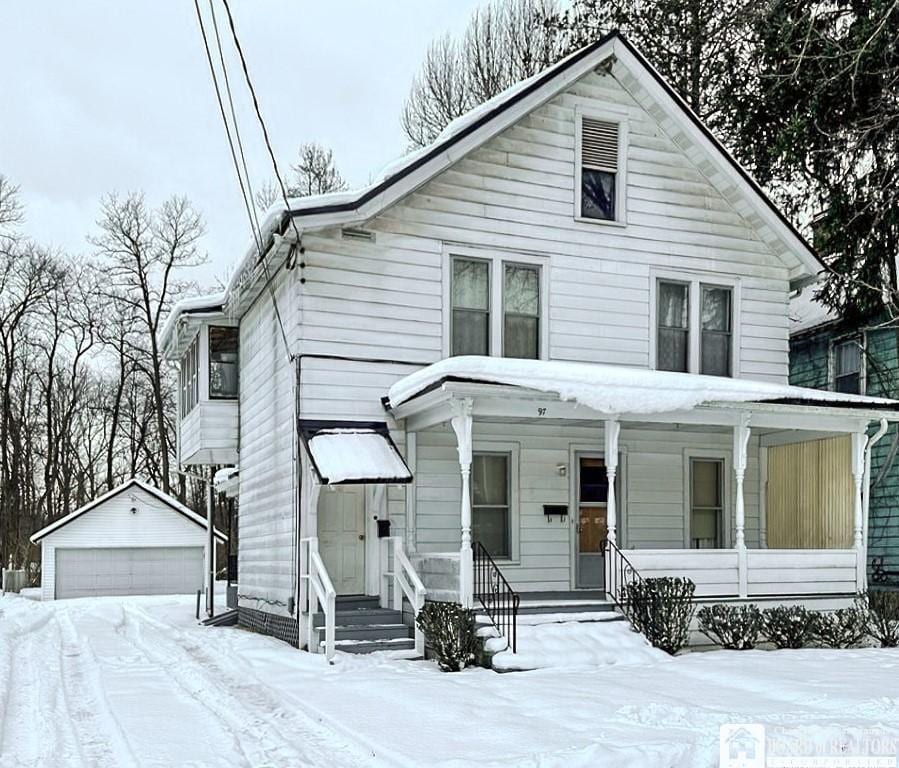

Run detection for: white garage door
[[55, 547, 204, 599]]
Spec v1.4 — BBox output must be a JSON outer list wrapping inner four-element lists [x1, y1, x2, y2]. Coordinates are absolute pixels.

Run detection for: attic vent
[[341, 227, 376, 242], [581, 117, 619, 171]]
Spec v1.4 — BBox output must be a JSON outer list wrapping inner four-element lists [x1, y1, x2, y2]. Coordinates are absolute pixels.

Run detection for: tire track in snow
[[121, 604, 377, 768], [54, 606, 140, 768]]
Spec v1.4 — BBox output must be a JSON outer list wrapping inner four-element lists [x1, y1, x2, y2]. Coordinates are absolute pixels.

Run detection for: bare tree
[[402, 0, 562, 147], [290, 142, 347, 197], [90, 193, 206, 494]]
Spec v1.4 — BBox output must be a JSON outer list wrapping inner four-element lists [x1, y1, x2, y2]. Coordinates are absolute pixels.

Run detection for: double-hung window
[[832, 337, 863, 394], [655, 277, 735, 377], [179, 336, 199, 418], [450, 255, 542, 359], [690, 458, 724, 549], [471, 452, 511, 558]]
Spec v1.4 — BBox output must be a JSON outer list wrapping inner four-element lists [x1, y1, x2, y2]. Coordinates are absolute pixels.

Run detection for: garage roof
[[30, 478, 228, 544]]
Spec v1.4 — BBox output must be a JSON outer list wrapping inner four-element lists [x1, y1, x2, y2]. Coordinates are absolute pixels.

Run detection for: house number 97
[[537, 407, 547, 416]]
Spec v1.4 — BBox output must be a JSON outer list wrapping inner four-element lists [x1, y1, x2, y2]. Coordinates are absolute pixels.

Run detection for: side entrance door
[[576, 456, 608, 589], [318, 485, 366, 595]]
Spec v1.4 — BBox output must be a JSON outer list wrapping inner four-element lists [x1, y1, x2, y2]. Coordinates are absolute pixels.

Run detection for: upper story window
[[577, 114, 625, 224], [655, 276, 735, 377], [832, 337, 863, 394], [209, 326, 239, 399], [180, 335, 199, 417], [450, 254, 543, 359]]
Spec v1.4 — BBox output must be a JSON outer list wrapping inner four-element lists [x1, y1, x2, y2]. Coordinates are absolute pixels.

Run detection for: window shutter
[[581, 118, 619, 171]]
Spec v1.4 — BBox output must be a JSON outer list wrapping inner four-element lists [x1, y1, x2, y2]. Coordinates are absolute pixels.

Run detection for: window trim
[[207, 325, 240, 401], [649, 270, 741, 377], [471, 441, 520, 563], [829, 334, 866, 395], [443, 246, 549, 360], [179, 333, 200, 419], [574, 105, 629, 227], [682, 449, 732, 549]]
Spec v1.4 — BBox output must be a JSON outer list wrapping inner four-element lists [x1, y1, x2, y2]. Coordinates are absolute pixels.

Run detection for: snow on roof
[[790, 284, 838, 335], [213, 466, 239, 494], [159, 291, 227, 352], [306, 429, 412, 485], [30, 478, 227, 543], [386, 356, 899, 416]]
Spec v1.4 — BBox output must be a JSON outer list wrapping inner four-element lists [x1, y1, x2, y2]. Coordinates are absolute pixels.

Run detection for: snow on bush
[[623, 577, 695, 655], [863, 590, 899, 648], [761, 605, 816, 649], [697, 604, 762, 650], [416, 601, 478, 672], [812, 603, 870, 649]]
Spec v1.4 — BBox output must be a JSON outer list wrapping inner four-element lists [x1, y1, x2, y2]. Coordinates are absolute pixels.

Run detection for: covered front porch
[[387, 358, 899, 609]]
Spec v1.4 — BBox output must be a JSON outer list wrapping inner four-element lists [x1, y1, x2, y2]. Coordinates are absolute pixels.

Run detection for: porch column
[[852, 429, 869, 591], [604, 418, 620, 544], [450, 397, 474, 608], [734, 414, 751, 598]]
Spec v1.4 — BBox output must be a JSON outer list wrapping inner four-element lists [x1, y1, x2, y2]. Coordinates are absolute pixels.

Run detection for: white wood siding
[[238, 266, 298, 617], [39, 486, 207, 600], [179, 400, 239, 466], [412, 421, 762, 593]]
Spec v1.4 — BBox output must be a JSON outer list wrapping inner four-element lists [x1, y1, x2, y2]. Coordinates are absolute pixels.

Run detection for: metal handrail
[[472, 541, 520, 653], [385, 536, 427, 656], [603, 538, 643, 621], [300, 537, 336, 661]]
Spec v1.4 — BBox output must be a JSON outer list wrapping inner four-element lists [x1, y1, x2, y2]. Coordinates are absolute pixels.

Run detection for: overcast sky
[[0, 1, 484, 286]]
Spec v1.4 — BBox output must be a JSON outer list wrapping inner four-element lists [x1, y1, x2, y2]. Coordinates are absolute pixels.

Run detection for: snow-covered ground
[[1, 593, 898, 768]]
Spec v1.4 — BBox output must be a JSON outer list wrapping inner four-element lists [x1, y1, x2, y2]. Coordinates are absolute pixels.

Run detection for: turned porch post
[[734, 413, 751, 598], [450, 397, 474, 608], [604, 418, 621, 544], [852, 429, 868, 592]]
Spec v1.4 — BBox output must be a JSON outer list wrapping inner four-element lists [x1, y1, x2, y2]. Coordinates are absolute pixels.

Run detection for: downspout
[[862, 418, 889, 569]]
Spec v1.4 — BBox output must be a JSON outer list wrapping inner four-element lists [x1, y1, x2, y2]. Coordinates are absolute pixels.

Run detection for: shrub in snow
[[862, 590, 899, 648], [761, 605, 816, 649], [416, 601, 478, 672], [697, 604, 761, 650], [623, 577, 695, 655], [811, 604, 870, 649]]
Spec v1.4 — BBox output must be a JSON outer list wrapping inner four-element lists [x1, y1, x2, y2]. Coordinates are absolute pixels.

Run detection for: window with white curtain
[[832, 337, 863, 394], [655, 276, 735, 377], [450, 254, 543, 359]]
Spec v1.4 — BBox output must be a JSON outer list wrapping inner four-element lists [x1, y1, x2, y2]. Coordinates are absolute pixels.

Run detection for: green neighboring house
[[789, 288, 899, 584]]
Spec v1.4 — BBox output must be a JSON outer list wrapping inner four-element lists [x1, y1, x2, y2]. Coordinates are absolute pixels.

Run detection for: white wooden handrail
[[300, 537, 336, 661], [386, 536, 427, 657]]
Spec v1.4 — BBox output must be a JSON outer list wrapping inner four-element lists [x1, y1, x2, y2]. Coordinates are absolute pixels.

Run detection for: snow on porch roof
[[299, 421, 413, 485], [386, 357, 899, 417]]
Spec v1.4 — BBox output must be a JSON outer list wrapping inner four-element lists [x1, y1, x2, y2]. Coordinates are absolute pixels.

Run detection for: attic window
[[579, 117, 620, 222]]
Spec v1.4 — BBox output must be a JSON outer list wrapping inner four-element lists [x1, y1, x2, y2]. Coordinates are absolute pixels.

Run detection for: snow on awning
[[386, 356, 899, 416], [299, 421, 413, 485]]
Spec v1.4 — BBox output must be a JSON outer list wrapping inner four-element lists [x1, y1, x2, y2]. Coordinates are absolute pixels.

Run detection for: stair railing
[[300, 537, 336, 661], [384, 536, 427, 657], [603, 538, 643, 622], [472, 541, 520, 653]]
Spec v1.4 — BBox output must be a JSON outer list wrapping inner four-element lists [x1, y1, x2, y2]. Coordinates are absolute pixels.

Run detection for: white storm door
[[317, 485, 366, 595]]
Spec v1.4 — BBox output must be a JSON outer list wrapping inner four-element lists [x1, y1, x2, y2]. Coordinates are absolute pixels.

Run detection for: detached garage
[[31, 478, 226, 601]]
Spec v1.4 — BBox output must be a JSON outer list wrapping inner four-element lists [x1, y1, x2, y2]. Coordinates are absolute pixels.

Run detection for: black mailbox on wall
[[543, 505, 568, 519], [376, 518, 391, 538]]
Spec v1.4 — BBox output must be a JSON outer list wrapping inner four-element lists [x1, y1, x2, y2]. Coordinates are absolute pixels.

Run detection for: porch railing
[[472, 541, 520, 653], [603, 539, 643, 622], [299, 537, 336, 661]]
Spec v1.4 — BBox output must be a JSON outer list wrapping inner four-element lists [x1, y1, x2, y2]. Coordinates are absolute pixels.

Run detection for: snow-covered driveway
[[2, 593, 899, 768]]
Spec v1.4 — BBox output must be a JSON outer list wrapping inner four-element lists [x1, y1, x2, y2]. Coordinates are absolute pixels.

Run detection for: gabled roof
[[225, 30, 823, 311], [30, 478, 227, 544], [159, 291, 227, 359]]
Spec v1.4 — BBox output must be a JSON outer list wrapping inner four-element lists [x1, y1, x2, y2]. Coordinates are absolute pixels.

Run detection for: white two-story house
[[161, 32, 899, 658]]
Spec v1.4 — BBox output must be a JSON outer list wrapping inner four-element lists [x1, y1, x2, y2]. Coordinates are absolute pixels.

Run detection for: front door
[[576, 456, 608, 589], [318, 485, 365, 595]]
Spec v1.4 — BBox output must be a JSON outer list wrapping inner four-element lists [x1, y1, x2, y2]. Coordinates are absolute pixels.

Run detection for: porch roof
[[386, 357, 899, 423], [299, 420, 412, 485]]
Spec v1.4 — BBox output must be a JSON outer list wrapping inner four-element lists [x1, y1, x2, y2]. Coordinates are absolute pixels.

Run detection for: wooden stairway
[[314, 595, 416, 655]]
